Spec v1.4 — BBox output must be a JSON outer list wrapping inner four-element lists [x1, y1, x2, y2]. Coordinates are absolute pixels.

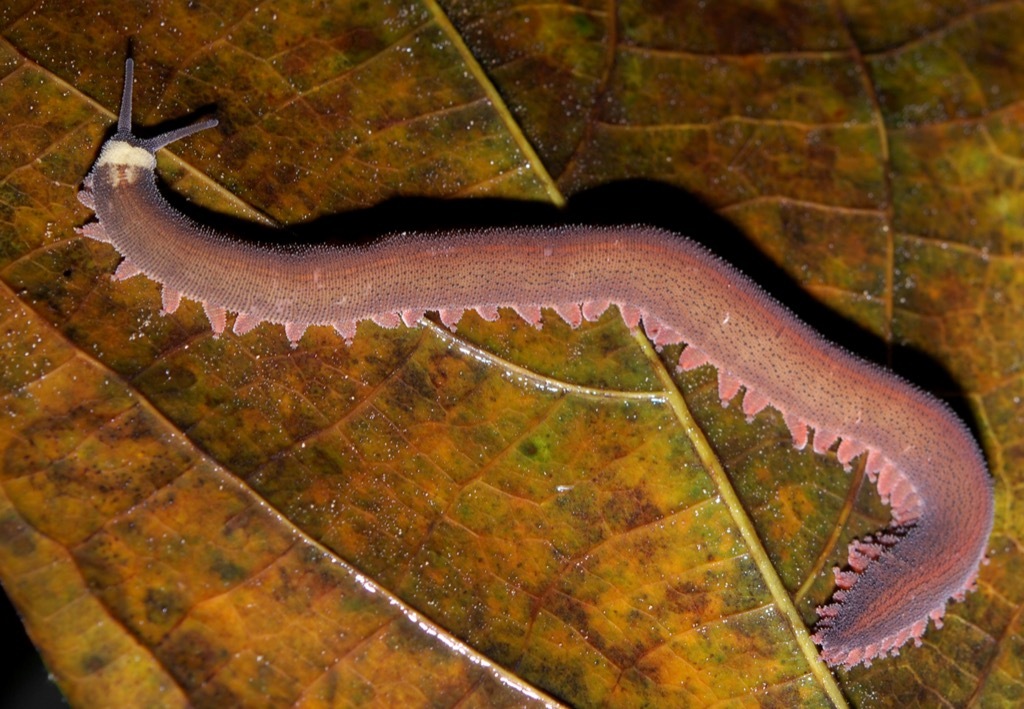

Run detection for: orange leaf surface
[[1, 2, 1021, 707]]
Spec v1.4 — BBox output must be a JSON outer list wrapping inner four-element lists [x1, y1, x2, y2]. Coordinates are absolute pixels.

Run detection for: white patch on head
[[96, 140, 156, 185]]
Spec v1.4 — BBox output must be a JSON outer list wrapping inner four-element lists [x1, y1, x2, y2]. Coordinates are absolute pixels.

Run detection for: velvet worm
[[76, 58, 994, 669]]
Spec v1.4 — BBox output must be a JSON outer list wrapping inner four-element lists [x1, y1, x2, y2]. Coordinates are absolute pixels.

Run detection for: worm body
[[77, 58, 994, 669]]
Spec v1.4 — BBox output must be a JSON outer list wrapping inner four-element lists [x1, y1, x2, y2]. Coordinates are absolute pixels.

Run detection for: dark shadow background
[[1, 590, 65, 707], [2, 180, 977, 706]]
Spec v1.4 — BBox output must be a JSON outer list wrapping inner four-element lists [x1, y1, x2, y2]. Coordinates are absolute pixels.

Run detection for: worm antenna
[[118, 58, 135, 134], [117, 56, 217, 151], [141, 118, 219, 152]]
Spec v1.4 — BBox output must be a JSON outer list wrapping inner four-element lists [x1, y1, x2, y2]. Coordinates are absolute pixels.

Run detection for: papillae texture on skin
[[76, 58, 994, 670]]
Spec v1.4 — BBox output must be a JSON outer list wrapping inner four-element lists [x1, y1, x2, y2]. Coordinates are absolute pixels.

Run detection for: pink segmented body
[[77, 58, 993, 669]]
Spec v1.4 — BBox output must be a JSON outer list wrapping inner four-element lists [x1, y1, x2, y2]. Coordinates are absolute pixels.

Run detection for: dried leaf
[[1, 2, 1020, 707]]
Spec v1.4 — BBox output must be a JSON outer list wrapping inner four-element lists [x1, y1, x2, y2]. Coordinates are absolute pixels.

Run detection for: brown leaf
[[1, 2, 1020, 707]]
